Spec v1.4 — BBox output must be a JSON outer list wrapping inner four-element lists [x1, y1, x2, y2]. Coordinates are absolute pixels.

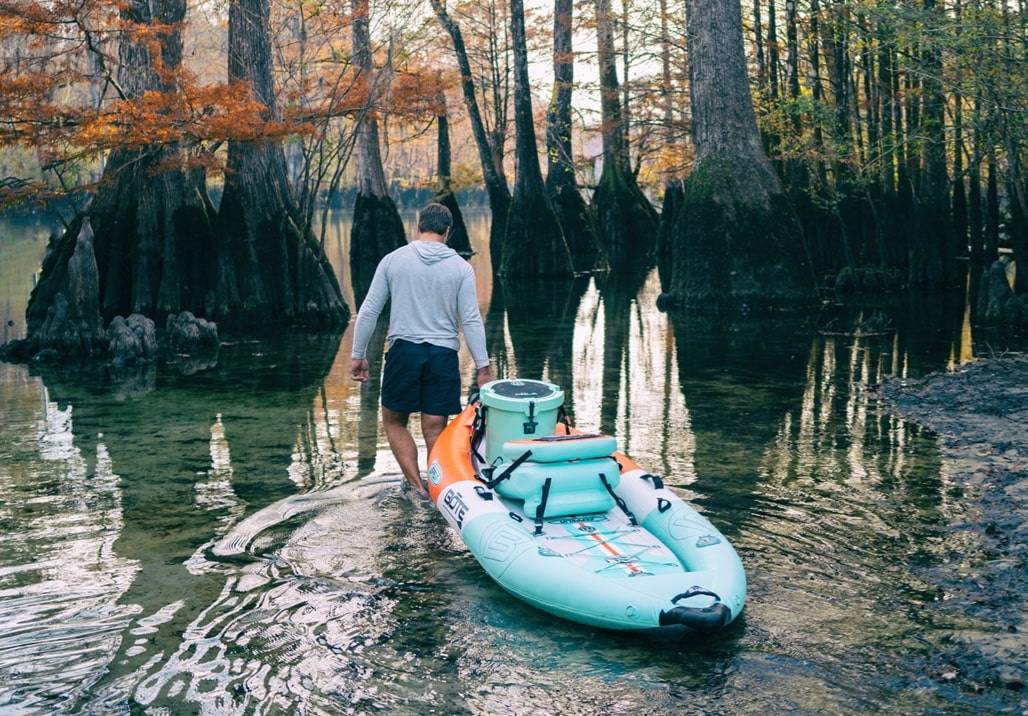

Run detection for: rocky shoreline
[[875, 355, 1027, 697]]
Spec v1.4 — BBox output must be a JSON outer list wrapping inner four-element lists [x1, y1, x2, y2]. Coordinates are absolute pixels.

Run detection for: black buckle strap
[[641, 473, 664, 489], [523, 400, 537, 434], [556, 404, 572, 433], [534, 477, 552, 535], [599, 473, 637, 526], [470, 406, 486, 463], [482, 449, 533, 489]]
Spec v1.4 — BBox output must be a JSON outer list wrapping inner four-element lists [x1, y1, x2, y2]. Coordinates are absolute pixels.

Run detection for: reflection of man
[[351, 203, 493, 498]]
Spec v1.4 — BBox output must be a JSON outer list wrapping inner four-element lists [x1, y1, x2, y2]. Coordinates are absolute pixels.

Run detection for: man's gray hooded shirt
[[350, 240, 489, 368]]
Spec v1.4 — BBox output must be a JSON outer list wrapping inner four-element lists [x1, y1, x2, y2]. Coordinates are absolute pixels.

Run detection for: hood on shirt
[[410, 240, 457, 265]]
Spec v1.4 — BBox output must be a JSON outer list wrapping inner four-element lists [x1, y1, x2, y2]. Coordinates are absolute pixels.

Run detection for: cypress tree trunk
[[766, 0, 782, 174], [754, 0, 766, 88], [951, 0, 968, 259], [809, 0, 828, 185], [501, 0, 572, 277], [657, 180, 683, 292], [20, 0, 222, 359], [545, 0, 600, 271], [952, 103, 968, 260], [908, 0, 952, 288], [968, 128, 984, 270], [876, 14, 895, 199], [214, 0, 347, 327], [432, 83, 473, 257], [1006, 159, 1028, 294], [656, 0, 682, 292], [985, 148, 1000, 263], [431, 0, 512, 272], [593, 0, 658, 270], [348, 0, 406, 299], [669, 0, 811, 310]]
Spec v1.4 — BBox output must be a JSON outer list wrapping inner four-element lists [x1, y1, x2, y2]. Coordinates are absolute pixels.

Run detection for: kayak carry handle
[[658, 603, 732, 634], [671, 587, 721, 604]]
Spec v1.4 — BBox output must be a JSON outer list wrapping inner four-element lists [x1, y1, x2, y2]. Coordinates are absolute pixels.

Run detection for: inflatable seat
[[501, 433, 617, 463], [492, 457, 620, 519]]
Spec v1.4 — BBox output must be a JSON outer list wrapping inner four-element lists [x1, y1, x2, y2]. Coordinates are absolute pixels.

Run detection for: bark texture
[[669, 0, 811, 310], [501, 0, 572, 277], [592, 0, 658, 271], [431, 0, 512, 271], [16, 0, 232, 361], [545, 0, 600, 271], [656, 179, 683, 292], [432, 89, 472, 257], [214, 0, 347, 328], [908, 0, 952, 288], [348, 0, 406, 299]]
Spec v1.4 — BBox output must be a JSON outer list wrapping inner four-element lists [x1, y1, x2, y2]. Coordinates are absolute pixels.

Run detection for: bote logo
[[442, 488, 469, 528]]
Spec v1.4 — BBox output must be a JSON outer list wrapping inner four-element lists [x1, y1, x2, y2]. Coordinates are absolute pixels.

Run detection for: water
[[1, 209, 1025, 714]]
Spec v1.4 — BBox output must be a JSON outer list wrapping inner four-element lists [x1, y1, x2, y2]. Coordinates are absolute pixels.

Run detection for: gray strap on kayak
[[534, 478, 552, 535], [483, 449, 533, 489], [600, 473, 638, 526]]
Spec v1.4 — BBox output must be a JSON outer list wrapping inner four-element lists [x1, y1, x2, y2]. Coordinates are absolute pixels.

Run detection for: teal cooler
[[479, 379, 565, 465]]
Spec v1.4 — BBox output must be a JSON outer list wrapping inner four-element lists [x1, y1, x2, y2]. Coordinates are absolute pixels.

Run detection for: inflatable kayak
[[427, 379, 746, 636]]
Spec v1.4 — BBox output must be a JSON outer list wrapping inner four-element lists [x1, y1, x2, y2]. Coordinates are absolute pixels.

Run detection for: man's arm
[[457, 268, 492, 386], [350, 256, 390, 381]]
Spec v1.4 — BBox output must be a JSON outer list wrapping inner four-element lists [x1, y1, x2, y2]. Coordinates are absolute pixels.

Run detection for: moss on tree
[[668, 153, 813, 311]]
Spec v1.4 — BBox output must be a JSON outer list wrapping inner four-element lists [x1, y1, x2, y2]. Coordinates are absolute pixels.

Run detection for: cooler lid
[[479, 379, 564, 412]]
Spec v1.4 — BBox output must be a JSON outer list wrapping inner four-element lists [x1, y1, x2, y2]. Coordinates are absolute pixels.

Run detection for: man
[[350, 203, 492, 498]]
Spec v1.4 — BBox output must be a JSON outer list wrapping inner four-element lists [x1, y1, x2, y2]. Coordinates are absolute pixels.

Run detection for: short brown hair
[[418, 202, 453, 236]]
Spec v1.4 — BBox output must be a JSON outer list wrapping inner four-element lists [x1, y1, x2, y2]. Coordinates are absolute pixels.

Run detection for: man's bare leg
[[420, 413, 448, 461], [382, 406, 427, 497]]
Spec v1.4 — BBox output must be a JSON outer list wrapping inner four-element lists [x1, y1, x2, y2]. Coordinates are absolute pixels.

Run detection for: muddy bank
[[876, 355, 1028, 698]]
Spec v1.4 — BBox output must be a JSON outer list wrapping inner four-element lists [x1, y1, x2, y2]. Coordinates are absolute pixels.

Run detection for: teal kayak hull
[[436, 468, 746, 635]]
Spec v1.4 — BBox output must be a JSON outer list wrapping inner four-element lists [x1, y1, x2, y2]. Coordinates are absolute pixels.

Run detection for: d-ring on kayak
[[427, 378, 746, 636]]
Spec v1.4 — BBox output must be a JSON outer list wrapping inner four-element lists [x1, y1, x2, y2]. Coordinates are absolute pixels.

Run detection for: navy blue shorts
[[381, 339, 462, 416]]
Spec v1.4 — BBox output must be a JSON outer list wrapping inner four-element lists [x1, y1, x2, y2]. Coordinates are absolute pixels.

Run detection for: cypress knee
[[23, 0, 222, 358]]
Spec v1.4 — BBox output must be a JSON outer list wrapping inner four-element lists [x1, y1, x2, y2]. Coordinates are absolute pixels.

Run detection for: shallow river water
[[0, 209, 1025, 714]]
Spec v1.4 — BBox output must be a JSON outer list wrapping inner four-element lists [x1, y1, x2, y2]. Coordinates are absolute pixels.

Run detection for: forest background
[[0, 0, 1026, 362]]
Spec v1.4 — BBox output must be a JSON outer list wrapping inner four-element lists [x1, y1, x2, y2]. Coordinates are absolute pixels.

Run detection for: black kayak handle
[[671, 586, 721, 604]]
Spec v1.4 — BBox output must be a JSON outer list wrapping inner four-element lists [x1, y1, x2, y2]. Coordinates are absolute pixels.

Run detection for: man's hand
[[351, 358, 370, 383], [476, 364, 494, 388]]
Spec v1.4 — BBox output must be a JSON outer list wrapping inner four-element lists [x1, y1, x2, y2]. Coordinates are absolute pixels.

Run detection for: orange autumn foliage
[[0, 0, 443, 206]]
